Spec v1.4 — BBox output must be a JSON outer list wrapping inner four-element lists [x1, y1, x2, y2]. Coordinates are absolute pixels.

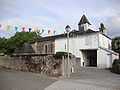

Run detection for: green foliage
[[56, 51, 68, 55], [0, 32, 41, 54], [112, 59, 120, 74], [112, 36, 120, 58]]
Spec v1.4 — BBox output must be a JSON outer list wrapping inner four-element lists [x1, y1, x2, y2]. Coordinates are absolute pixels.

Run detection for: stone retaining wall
[[0, 54, 77, 77]]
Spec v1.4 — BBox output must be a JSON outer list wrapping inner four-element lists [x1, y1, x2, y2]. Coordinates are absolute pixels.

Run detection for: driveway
[[0, 69, 57, 90], [44, 67, 120, 90]]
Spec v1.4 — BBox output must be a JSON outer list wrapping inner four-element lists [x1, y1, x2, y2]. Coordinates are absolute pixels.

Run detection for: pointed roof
[[78, 15, 91, 25]]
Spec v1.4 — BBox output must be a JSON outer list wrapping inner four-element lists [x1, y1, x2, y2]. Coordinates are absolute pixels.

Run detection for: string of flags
[[0, 24, 77, 37]]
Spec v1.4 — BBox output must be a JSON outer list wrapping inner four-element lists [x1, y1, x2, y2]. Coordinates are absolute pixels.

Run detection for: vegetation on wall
[[0, 32, 41, 54], [112, 36, 120, 58], [112, 59, 120, 74]]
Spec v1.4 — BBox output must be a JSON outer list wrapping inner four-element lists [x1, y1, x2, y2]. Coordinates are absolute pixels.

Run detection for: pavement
[[44, 67, 120, 90], [0, 67, 120, 90], [0, 69, 57, 90]]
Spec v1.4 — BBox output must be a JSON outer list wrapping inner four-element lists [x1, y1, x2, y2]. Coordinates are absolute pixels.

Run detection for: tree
[[0, 37, 8, 54], [112, 36, 120, 58], [0, 32, 41, 54]]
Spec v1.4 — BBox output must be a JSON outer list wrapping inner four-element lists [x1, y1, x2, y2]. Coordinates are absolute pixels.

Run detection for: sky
[[0, 0, 120, 38]]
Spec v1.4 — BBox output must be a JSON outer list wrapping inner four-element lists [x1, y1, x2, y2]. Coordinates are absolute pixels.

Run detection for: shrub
[[112, 59, 120, 74], [56, 52, 68, 55]]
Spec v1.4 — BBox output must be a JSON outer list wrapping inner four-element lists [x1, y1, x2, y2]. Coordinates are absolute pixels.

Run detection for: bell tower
[[78, 15, 91, 31]]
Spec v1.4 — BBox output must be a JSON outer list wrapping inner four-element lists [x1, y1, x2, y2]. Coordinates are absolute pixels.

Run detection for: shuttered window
[[85, 36, 92, 45]]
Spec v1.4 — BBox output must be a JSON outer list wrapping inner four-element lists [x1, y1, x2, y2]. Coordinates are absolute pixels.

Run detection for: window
[[44, 44, 48, 54], [85, 36, 92, 45], [65, 44, 66, 50]]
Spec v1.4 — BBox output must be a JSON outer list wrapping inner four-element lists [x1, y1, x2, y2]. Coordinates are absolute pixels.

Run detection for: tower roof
[[78, 15, 91, 25]]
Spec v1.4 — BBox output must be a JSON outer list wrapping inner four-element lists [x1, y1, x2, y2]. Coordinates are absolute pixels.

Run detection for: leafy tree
[[0, 37, 8, 54], [112, 36, 120, 58], [0, 32, 41, 54]]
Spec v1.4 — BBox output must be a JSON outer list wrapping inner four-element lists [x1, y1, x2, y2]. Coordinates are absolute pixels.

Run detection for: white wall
[[97, 48, 108, 68], [55, 33, 99, 57], [99, 34, 111, 49]]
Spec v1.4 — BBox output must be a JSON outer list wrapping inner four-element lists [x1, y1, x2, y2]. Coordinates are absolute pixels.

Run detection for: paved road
[[44, 67, 120, 90], [0, 69, 57, 90], [0, 68, 120, 90]]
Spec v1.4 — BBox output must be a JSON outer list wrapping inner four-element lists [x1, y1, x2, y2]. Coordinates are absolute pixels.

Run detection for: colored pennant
[[42, 29, 44, 33], [35, 29, 39, 33], [22, 27, 25, 31], [29, 28, 32, 32], [48, 30, 51, 34], [14, 26, 18, 31], [6, 25, 10, 30], [53, 30, 56, 34]]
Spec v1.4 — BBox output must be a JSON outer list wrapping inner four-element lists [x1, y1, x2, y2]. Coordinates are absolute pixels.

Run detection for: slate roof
[[31, 29, 99, 43], [16, 43, 35, 53], [78, 15, 91, 25]]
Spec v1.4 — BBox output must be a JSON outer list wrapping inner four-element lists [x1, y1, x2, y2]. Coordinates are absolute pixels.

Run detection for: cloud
[[105, 16, 120, 37]]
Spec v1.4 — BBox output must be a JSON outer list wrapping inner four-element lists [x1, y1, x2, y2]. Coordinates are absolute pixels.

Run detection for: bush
[[112, 59, 120, 74], [56, 52, 68, 55]]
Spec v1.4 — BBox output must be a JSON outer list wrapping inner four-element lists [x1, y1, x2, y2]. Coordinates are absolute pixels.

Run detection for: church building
[[31, 15, 119, 68]]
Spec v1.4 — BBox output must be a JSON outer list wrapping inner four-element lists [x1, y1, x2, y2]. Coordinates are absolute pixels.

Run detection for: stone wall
[[0, 54, 77, 77], [31, 40, 55, 54]]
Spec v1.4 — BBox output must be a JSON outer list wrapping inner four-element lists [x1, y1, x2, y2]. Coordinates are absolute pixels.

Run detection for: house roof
[[16, 43, 35, 53], [31, 29, 99, 43], [78, 15, 91, 25]]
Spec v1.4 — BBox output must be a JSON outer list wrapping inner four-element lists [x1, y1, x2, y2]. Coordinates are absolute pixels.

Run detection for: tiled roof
[[78, 15, 91, 25], [31, 29, 99, 43]]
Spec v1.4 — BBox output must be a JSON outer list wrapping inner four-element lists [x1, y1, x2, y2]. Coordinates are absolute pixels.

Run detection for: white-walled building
[[31, 15, 119, 68]]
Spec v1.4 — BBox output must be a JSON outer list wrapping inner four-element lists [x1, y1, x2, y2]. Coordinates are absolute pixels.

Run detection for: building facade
[[31, 15, 119, 68]]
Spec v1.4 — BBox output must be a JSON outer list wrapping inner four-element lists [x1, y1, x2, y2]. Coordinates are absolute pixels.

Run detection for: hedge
[[112, 59, 120, 74]]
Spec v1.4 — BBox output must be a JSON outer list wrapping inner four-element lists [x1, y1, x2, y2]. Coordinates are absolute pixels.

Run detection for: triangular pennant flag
[[48, 30, 51, 34], [29, 28, 32, 32], [14, 26, 18, 31], [22, 27, 25, 31], [35, 29, 39, 33], [53, 30, 56, 34], [42, 29, 44, 33], [6, 25, 10, 29]]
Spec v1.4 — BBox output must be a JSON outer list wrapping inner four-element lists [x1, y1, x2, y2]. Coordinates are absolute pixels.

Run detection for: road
[[44, 67, 120, 90], [0, 68, 120, 90], [0, 69, 57, 90]]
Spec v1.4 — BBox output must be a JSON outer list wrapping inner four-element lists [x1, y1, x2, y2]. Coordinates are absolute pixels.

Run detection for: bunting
[[29, 28, 32, 32], [48, 30, 51, 34], [0, 24, 78, 37], [42, 29, 44, 33], [35, 29, 39, 33], [6, 25, 10, 29], [22, 27, 25, 31], [53, 30, 56, 34], [15, 26, 18, 31]]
